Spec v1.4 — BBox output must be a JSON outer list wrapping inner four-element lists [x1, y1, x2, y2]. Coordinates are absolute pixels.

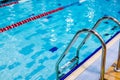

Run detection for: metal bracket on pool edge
[[114, 40, 120, 72]]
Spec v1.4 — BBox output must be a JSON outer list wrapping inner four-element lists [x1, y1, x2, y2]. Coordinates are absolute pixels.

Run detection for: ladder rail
[[76, 16, 120, 80], [114, 40, 120, 72], [56, 29, 106, 80], [77, 16, 120, 58]]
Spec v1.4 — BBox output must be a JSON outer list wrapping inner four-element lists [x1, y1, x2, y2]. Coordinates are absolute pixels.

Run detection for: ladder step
[[60, 57, 78, 73]]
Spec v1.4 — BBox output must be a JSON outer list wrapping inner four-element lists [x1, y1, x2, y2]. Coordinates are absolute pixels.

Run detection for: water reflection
[[50, 29, 57, 42], [86, 7, 95, 22], [65, 10, 74, 32]]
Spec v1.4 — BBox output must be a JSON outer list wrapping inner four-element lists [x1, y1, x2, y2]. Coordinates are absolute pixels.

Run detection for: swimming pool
[[0, 0, 120, 80]]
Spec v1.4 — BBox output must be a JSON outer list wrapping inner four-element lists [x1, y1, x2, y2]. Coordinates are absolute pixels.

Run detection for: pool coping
[[60, 30, 120, 80]]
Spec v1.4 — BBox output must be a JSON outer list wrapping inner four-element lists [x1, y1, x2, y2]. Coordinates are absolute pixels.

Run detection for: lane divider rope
[[0, 2, 79, 33], [0, 1, 18, 8], [0, 7, 64, 33]]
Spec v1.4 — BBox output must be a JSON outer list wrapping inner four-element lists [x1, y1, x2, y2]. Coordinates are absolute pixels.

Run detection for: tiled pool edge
[[60, 31, 120, 80]]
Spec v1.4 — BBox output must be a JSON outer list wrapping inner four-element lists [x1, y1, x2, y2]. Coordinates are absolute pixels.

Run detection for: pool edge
[[62, 31, 120, 80]]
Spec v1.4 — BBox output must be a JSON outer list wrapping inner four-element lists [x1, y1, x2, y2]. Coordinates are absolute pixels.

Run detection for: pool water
[[0, 0, 120, 80]]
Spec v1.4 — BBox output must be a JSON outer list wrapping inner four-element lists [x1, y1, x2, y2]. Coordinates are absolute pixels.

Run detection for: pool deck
[[105, 61, 120, 80], [65, 32, 120, 80]]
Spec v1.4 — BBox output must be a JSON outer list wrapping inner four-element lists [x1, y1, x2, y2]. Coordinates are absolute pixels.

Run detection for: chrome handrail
[[114, 40, 120, 72], [77, 16, 120, 58], [76, 16, 120, 80], [56, 29, 106, 80]]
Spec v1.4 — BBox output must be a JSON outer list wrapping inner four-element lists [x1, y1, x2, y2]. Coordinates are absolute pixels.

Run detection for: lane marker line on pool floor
[[0, 2, 79, 33]]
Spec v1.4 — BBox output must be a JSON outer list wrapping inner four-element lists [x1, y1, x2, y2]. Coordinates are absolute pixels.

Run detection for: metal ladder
[[56, 16, 120, 80], [77, 16, 120, 53], [77, 16, 120, 80], [55, 29, 106, 80]]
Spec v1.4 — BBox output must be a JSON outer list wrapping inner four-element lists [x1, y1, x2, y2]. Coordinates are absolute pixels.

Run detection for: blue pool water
[[0, 0, 120, 80]]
